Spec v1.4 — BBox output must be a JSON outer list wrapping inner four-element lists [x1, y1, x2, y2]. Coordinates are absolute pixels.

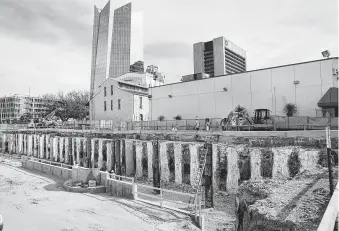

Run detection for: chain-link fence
[[0, 116, 338, 131]]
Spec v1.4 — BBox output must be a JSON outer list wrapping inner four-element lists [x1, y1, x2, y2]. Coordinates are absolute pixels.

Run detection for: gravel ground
[[0, 157, 199, 231]]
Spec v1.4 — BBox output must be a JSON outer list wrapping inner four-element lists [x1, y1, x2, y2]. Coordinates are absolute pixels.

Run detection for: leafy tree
[[174, 115, 182, 120], [158, 115, 165, 121], [42, 90, 89, 121], [283, 103, 297, 117]]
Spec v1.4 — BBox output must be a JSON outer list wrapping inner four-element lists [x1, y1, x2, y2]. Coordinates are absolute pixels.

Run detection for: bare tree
[[42, 90, 89, 121]]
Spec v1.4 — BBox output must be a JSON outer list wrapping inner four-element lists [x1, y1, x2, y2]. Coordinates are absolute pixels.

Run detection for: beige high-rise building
[[90, 1, 143, 120], [193, 36, 246, 77]]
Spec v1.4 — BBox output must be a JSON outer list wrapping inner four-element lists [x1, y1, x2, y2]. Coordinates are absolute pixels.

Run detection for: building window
[[140, 114, 143, 121], [118, 99, 121, 110], [111, 85, 113, 95], [104, 87, 107, 97], [140, 97, 142, 109], [111, 100, 113, 110], [104, 101, 106, 111]]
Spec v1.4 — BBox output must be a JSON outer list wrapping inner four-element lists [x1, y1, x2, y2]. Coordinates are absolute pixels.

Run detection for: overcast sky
[[0, 0, 337, 97]]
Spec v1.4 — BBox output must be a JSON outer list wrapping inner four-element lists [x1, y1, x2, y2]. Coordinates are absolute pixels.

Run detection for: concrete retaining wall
[[22, 158, 72, 180], [5, 131, 339, 193]]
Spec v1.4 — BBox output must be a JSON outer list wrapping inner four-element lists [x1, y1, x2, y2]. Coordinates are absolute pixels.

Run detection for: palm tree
[[283, 103, 297, 117], [234, 105, 246, 113]]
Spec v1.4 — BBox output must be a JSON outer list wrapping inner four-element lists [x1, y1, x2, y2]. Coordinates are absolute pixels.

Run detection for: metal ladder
[[189, 145, 208, 214]]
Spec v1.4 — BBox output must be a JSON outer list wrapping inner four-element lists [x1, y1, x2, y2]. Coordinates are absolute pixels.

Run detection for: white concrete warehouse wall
[[149, 58, 338, 120]]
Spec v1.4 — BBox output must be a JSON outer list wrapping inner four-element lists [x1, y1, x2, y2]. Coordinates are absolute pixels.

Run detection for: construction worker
[[220, 118, 227, 131], [205, 118, 211, 131], [195, 118, 200, 131]]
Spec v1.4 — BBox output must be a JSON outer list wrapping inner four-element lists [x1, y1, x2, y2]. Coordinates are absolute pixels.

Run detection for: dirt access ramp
[[235, 167, 338, 231], [0, 156, 200, 231]]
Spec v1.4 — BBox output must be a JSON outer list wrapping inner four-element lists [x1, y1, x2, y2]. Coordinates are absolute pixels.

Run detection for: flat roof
[[151, 57, 338, 89]]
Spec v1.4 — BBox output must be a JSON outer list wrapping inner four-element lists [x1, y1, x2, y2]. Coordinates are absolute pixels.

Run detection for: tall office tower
[[89, 1, 143, 119], [193, 36, 246, 77]]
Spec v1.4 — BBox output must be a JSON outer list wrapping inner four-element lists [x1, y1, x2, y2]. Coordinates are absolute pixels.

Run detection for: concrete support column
[[13, 134, 17, 154], [13, 134, 18, 154], [18, 134, 23, 155], [31, 134, 35, 157], [120, 140, 123, 170], [65, 138, 70, 164], [272, 148, 291, 179], [39, 135, 44, 159], [98, 139, 103, 170], [34, 134, 39, 157], [212, 144, 218, 192], [107, 142, 113, 172], [250, 148, 262, 180], [23, 134, 27, 155], [189, 143, 199, 187], [146, 141, 153, 180], [226, 147, 240, 193], [82, 139, 87, 159], [135, 141, 143, 178], [174, 142, 182, 184], [1, 133, 6, 154], [114, 140, 121, 173], [125, 140, 134, 176], [91, 139, 95, 168], [16, 134, 19, 154], [50, 136, 54, 161], [71, 138, 76, 165], [27, 135, 33, 157], [13, 134, 16, 153], [76, 138, 82, 165], [8, 134, 13, 154], [160, 141, 169, 182], [59, 137, 64, 163], [53, 137, 59, 162]]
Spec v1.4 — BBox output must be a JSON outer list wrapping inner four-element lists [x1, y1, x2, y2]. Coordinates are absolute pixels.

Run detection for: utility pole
[[326, 125, 334, 195]]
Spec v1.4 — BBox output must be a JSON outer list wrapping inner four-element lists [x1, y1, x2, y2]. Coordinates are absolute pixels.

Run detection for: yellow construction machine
[[226, 108, 275, 131]]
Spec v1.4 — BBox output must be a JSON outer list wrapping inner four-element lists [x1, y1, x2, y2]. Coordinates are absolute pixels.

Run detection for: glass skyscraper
[[90, 1, 143, 120]]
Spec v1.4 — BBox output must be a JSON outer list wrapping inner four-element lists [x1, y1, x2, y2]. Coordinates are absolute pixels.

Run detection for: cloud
[[144, 42, 192, 59], [0, 0, 337, 97], [0, 0, 92, 47]]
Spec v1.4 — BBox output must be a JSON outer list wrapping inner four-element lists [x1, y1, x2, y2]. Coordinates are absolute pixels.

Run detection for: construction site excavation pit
[[0, 129, 338, 231]]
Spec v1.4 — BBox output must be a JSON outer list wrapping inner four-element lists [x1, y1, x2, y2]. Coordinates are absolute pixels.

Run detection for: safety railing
[[317, 183, 338, 231], [1, 117, 337, 132], [27, 156, 73, 169], [134, 183, 202, 222]]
